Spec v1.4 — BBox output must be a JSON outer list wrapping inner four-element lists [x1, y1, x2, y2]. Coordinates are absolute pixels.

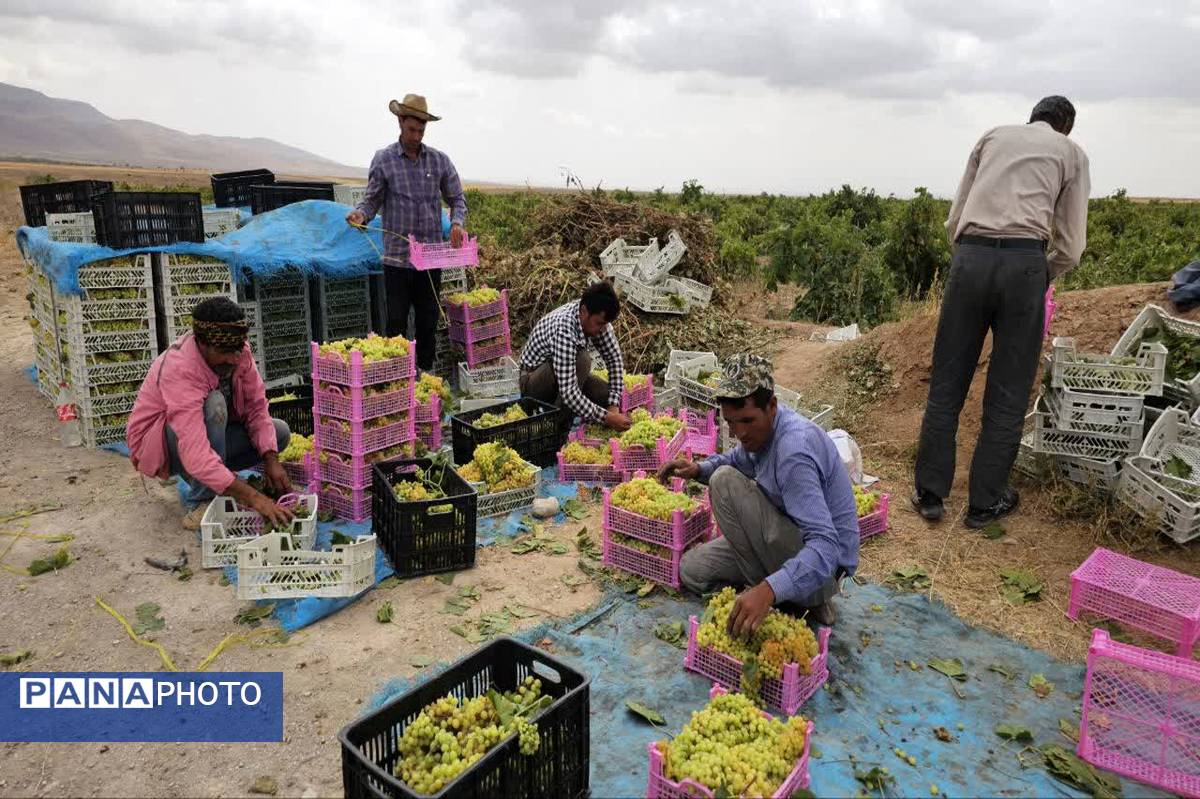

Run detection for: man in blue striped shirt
[[659, 355, 859, 633], [347, 94, 467, 370]]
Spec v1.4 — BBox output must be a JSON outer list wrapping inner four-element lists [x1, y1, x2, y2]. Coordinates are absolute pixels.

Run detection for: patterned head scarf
[[715, 354, 774, 399], [193, 319, 249, 352]]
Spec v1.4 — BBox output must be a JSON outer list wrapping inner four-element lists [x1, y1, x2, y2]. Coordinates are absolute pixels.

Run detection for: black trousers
[[384, 266, 442, 370], [915, 243, 1048, 509]]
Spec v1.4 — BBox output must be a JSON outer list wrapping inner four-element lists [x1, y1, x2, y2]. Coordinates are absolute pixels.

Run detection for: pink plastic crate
[[315, 414, 415, 457], [569, 424, 608, 449], [603, 483, 712, 549], [281, 454, 313, 491], [449, 315, 510, 347], [1068, 547, 1200, 658], [1044, 285, 1056, 341], [610, 425, 687, 473], [602, 525, 689, 588], [314, 380, 415, 422], [443, 289, 507, 326], [684, 616, 831, 717], [407, 234, 479, 270], [644, 685, 812, 799], [621, 379, 654, 413], [858, 493, 891, 540], [557, 450, 622, 485], [316, 445, 414, 489], [319, 484, 371, 522], [678, 407, 718, 457], [1079, 628, 1200, 797], [415, 395, 443, 451], [310, 342, 415, 387], [459, 333, 512, 369]]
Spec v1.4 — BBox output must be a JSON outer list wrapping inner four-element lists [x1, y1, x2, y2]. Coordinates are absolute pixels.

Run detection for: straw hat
[[388, 94, 441, 122]]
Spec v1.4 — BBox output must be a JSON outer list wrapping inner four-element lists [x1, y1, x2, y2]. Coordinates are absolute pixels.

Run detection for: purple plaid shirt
[[355, 141, 467, 267]]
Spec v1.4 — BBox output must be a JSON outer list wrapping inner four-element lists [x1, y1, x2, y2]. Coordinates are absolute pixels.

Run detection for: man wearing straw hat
[[346, 93, 468, 371]]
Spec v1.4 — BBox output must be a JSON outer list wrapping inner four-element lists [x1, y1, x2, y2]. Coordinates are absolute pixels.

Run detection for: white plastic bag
[[828, 429, 863, 485]]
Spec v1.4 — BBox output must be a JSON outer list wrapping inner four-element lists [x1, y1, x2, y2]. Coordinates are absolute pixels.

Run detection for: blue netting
[[16, 200, 452, 296]]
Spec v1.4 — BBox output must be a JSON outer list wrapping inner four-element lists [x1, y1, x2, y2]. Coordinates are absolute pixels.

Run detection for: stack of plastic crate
[[315, 275, 371, 342], [45, 212, 96, 244], [59, 255, 159, 448], [601, 474, 712, 587], [24, 259, 63, 401], [155, 254, 236, 347], [443, 288, 512, 369], [1118, 408, 1200, 544], [254, 272, 313, 386], [602, 230, 713, 316], [201, 208, 239, 239], [311, 342, 418, 521]]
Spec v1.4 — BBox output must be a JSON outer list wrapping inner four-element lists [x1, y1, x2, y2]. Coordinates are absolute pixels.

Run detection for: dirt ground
[[2, 163, 1198, 798]]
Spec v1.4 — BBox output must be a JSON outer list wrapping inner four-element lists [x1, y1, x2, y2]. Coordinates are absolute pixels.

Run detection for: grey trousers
[[166, 390, 290, 504], [915, 242, 1048, 508], [519, 351, 609, 413], [679, 466, 838, 608]]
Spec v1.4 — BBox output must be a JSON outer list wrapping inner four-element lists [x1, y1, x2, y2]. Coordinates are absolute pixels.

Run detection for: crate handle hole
[[531, 660, 562, 684]]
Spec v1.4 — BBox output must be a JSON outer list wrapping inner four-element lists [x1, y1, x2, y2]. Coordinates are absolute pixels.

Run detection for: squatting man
[[658, 355, 860, 635]]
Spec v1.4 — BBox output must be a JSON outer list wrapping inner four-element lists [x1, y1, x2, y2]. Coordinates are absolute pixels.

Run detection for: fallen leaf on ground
[[887, 564, 930, 591], [928, 658, 967, 681], [249, 776, 278, 796], [562, 498, 589, 520], [1059, 717, 1080, 743], [377, 576, 402, 590], [653, 621, 686, 649], [28, 545, 71, 576], [995, 723, 1034, 742], [1040, 744, 1121, 798], [504, 605, 538, 619], [637, 581, 656, 597], [442, 598, 473, 616], [987, 663, 1017, 681], [0, 650, 34, 668], [1029, 673, 1054, 698], [626, 700, 665, 726], [980, 521, 1006, 540], [233, 603, 276, 627], [434, 573, 456, 585], [330, 530, 353, 546], [132, 602, 166, 636], [376, 601, 394, 623], [1000, 567, 1045, 605]]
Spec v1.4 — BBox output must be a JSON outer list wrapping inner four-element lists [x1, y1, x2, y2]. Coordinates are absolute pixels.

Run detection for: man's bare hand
[[656, 458, 700, 484], [346, 209, 366, 227], [727, 582, 775, 639], [603, 408, 631, 432], [251, 493, 295, 528], [262, 456, 293, 496], [450, 223, 464, 248]]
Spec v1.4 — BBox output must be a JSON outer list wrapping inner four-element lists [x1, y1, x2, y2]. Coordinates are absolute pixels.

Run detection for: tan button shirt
[[946, 120, 1091, 280]]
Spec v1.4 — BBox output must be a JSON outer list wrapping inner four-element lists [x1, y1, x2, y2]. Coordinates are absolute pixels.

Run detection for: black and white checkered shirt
[[519, 301, 624, 422]]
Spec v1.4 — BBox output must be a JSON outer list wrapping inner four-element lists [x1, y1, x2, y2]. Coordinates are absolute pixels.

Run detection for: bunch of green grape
[[618, 410, 684, 449], [610, 530, 671, 559], [96, 381, 140, 396], [475, 403, 527, 429], [415, 373, 452, 404], [458, 442, 535, 493], [393, 676, 546, 795], [318, 333, 411, 363], [852, 485, 879, 517], [393, 471, 446, 502], [278, 433, 313, 463], [176, 282, 227, 296], [362, 441, 416, 464], [446, 286, 501, 307], [695, 588, 818, 704], [562, 441, 612, 465], [90, 319, 145, 333], [592, 370, 650, 390], [610, 478, 698, 520], [475, 335, 508, 350], [657, 690, 807, 797], [86, 287, 142, 301], [89, 349, 149, 365]]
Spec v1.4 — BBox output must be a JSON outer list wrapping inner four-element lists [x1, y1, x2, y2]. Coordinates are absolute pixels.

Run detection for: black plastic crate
[[91, 191, 204, 248], [338, 637, 590, 799], [211, 168, 275, 208], [249, 182, 336, 215], [372, 458, 477, 578], [451, 397, 567, 468], [19, 180, 113, 227], [266, 383, 313, 437]]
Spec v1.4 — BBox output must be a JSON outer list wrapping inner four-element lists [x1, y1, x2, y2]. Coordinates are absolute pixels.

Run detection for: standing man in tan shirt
[[912, 96, 1090, 528]]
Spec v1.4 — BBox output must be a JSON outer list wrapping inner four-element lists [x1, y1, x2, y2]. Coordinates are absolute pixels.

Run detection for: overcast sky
[[1, 0, 1198, 197]]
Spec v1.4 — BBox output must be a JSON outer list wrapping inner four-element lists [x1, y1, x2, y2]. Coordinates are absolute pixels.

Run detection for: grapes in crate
[[852, 485, 879, 517], [393, 676, 549, 795], [415, 373, 451, 404], [446, 286, 501, 307], [655, 691, 808, 797], [458, 442, 536, 493], [696, 587, 818, 704], [618, 409, 683, 448], [475, 403, 528, 429], [278, 433, 313, 463], [562, 441, 612, 465], [592, 370, 649, 390], [610, 477, 697, 520], [318, 333, 411, 362]]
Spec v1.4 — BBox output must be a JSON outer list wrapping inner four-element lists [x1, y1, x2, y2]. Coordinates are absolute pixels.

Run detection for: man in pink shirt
[[126, 297, 295, 530]]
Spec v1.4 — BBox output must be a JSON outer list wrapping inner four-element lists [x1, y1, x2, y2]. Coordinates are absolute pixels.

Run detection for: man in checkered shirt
[[346, 93, 467, 371], [519, 282, 632, 430]]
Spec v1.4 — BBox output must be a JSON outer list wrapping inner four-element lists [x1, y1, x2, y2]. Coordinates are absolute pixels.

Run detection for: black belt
[[958, 234, 1045, 251]]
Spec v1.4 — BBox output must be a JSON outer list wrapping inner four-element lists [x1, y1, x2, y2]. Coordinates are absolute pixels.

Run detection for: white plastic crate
[[458, 356, 519, 398], [470, 469, 540, 518], [1042, 388, 1143, 442], [665, 351, 716, 387], [1113, 304, 1200, 406], [202, 208, 240, 239], [1015, 427, 1051, 479], [667, 275, 713, 309], [1140, 407, 1200, 470], [599, 237, 658, 271], [1058, 455, 1121, 493], [1117, 456, 1200, 544], [1048, 387, 1144, 433], [333, 184, 368, 206], [199, 493, 319, 569], [66, 358, 154, 393], [458, 395, 520, 413], [46, 211, 96, 243], [615, 273, 689, 315], [635, 229, 686, 284], [236, 532, 376, 600], [1051, 336, 1166, 396], [1032, 395, 1140, 460]]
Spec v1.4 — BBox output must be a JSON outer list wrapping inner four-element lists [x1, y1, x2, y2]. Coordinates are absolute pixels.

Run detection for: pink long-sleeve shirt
[[126, 334, 278, 494]]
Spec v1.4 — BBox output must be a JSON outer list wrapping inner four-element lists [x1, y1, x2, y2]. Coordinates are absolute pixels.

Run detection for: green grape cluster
[[696, 588, 818, 705], [562, 441, 612, 465], [475, 403, 527, 429], [415, 373, 452, 404], [268, 392, 298, 404], [618, 410, 683, 449], [278, 433, 313, 463], [458, 442, 535, 493], [96, 381, 140, 396], [657, 691, 808, 798], [610, 530, 671, 559], [89, 349, 149, 365], [592, 370, 649, 390], [363, 441, 416, 463], [176, 282, 227, 296], [89, 319, 145, 333], [610, 478, 697, 521], [393, 469, 446, 503], [86, 287, 142, 301], [318, 333, 411, 363], [393, 676, 546, 795], [852, 485, 879, 517], [447, 287, 501, 307]]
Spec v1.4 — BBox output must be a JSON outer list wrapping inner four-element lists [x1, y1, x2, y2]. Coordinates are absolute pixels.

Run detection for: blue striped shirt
[[355, 141, 467, 267]]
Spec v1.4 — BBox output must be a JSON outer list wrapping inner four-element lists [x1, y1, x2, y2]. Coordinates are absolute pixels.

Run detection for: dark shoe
[[911, 488, 944, 522], [965, 487, 1020, 529]]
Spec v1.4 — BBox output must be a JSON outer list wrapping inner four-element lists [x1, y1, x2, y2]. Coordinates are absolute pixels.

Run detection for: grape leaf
[[575, 528, 600, 560], [928, 658, 967, 681], [1000, 568, 1045, 604], [995, 723, 1034, 742], [637, 581, 656, 597], [133, 602, 166, 636], [457, 585, 481, 600], [442, 598, 473, 616], [887, 564, 930, 591], [233, 603, 276, 627], [980, 522, 1006, 540], [988, 663, 1017, 681], [1164, 455, 1193, 479], [504, 605, 538, 619], [434, 572, 456, 585], [378, 576, 402, 590], [0, 650, 34, 668], [653, 621, 686, 649], [562, 499, 589, 520], [626, 700, 665, 726], [449, 624, 487, 643], [330, 530, 353, 546], [1040, 744, 1122, 798], [1059, 718, 1080, 743], [1029, 673, 1054, 698], [410, 656, 435, 668], [28, 545, 71, 576], [376, 601, 394, 623]]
